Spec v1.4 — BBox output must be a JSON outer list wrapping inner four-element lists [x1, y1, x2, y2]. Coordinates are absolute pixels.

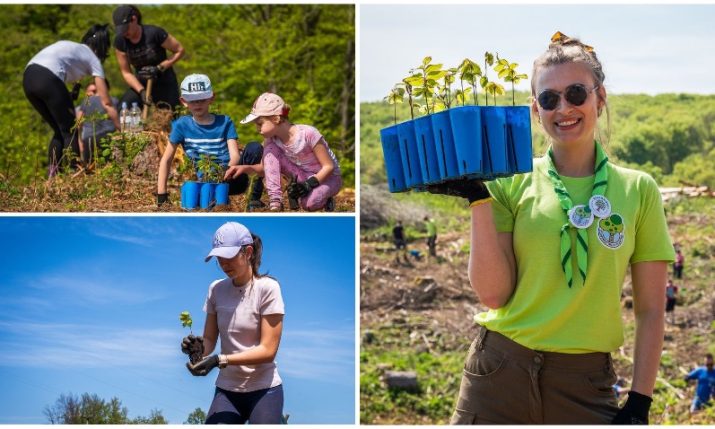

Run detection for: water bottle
[[130, 102, 142, 132], [119, 102, 129, 133]]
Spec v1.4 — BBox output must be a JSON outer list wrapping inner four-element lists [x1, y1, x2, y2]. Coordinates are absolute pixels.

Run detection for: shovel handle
[[142, 78, 154, 121]]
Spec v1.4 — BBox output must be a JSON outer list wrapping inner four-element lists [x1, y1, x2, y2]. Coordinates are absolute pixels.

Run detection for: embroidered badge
[[589, 195, 611, 218], [213, 231, 225, 247], [568, 204, 594, 229], [597, 213, 625, 249]]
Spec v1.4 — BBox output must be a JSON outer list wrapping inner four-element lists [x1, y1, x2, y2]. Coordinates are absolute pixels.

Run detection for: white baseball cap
[[205, 222, 253, 262], [180, 74, 214, 102]]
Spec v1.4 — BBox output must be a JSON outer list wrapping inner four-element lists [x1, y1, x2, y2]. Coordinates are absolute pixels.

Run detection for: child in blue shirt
[[157, 74, 263, 208]]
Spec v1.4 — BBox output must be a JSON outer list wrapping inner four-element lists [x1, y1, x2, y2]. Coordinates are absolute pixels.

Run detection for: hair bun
[[549, 31, 594, 53]]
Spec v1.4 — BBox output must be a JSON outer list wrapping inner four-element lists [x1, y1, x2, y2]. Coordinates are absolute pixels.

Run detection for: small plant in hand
[[179, 311, 203, 364]]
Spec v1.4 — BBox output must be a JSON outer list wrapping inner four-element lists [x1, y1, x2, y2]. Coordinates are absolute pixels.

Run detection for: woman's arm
[[310, 140, 335, 183], [157, 143, 177, 195], [225, 314, 283, 366], [158, 34, 184, 71], [94, 77, 120, 130], [630, 260, 668, 396], [202, 312, 219, 357], [115, 49, 143, 93], [468, 203, 517, 308]]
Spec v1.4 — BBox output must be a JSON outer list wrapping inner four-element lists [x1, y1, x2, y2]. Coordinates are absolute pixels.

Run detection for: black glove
[[157, 193, 169, 207], [70, 83, 81, 101], [425, 177, 490, 204], [611, 391, 652, 424], [287, 176, 319, 199], [186, 354, 219, 376], [139, 89, 150, 105], [181, 334, 204, 356], [137, 65, 161, 81]]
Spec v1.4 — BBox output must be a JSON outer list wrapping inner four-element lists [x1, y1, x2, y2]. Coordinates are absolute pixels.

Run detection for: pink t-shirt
[[203, 276, 285, 392], [265, 124, 341, 176]]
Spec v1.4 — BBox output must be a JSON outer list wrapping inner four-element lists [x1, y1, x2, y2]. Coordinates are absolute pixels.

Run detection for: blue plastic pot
[[380, 124, 408, 192], [505, 106, 533, 174], [215, 183, 230, 206], [181, 181, 200, 210], [449, 106, 484, 177], [431, 110, 459, 180], [200, 182, 216, 209], [413, 115, 440, 184], [397, 121, 423, 187], [481, 107, 508, 176]]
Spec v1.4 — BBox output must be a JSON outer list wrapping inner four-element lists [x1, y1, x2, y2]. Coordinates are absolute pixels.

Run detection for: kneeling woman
[[183, 222, 285, 424]]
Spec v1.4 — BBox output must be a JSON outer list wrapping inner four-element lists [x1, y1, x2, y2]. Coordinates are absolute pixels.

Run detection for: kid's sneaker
[[325, 197, 335, 212], [247, 199, 265, 212], [269, 201, 283, 211]]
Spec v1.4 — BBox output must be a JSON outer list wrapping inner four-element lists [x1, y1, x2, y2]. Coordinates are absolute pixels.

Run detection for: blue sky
[[361, 4, 715, 101], [0, 216, 355, 424]]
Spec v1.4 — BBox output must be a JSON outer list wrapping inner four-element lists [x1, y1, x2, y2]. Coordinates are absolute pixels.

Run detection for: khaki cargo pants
[[451, 325, 620, 424]]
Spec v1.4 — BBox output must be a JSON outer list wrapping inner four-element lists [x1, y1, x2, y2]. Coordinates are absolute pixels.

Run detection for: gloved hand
[[139, 89, 150, 105], [287, 176, 319, 200], [186, 354, 219, 376], [71, 83, 82, 101], [181, 334, 204, 356], [611, 391, 652, 425], [425, 177, 490, 204], [137, 65, 161, 81], [157, 193, 169, 207]]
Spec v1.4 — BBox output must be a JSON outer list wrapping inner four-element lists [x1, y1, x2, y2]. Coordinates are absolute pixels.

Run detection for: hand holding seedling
[[179, 311, 205, 364], [224, 165, 246, 180]]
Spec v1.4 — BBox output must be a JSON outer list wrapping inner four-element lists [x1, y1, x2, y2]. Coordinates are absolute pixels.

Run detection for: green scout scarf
[[546, 143, 609, 287]]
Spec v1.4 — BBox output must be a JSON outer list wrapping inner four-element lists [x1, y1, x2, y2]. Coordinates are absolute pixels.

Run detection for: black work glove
[[425, 177, 490, 204], [70, 83, 82, 101], [157, 193, 169, 207], [137, 65, 161, 81], [611, 391, 652, 425], [186, 354, 219, 376], [181, 335, 204, 356], [139, 89, 150, 105], [287, 176, 319, 199]]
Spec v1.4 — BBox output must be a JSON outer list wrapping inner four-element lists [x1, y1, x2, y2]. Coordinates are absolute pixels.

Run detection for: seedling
[[404, 56, 446, 116], [457, 58, 482, 106], [480, 52, 495, 105], [196, 153, 223, 183], [494, 55, 528, 106], [179, 311, 203, 364], [384, 84, 406, 125]]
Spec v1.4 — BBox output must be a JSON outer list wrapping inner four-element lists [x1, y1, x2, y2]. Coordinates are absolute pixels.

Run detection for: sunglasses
[[537, 84, 599, 111]]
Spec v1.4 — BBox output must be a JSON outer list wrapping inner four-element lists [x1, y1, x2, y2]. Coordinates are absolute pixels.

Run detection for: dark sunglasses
[[537, 84, 599, 111]]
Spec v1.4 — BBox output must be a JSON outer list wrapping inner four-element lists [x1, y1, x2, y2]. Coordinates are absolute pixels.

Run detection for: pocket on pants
[[464, 339, 506, 377], [450, 408, 477, 425]]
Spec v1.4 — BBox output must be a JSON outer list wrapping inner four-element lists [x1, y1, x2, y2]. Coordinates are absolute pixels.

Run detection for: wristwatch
[[157, 64, 165, 72], [218, 354, 228, 368]]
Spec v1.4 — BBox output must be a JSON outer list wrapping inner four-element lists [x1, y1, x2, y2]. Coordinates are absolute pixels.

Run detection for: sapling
[[401, 77, 416, 120], [494, 55, 528, 106], [384, 84, 405, 125], [481, 52, 495, 105], [179, 311, 203, 364], [457, 58, 482, 106], [405, 57, 446, 115], [196, 154, 223, 183]]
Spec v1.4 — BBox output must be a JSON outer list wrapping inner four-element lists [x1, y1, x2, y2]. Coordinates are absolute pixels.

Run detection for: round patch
[[568, 204, 594, 229], [589, 195, 612, 218], [597, 213, 625, 249]]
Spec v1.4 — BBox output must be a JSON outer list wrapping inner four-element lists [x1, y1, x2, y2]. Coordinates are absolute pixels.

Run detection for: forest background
[[0, 4, 355, 188]]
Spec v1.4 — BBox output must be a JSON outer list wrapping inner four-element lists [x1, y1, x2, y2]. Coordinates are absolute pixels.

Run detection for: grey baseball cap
[[205, 222, 253, 262]]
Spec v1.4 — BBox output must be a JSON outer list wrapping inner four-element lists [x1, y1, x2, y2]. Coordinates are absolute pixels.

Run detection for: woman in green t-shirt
[[430, 32, 674, 424]]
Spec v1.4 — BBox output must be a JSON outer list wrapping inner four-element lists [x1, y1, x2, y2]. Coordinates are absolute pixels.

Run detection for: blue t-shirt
[[169, 114, 237, 167], [687, 367, 715, 402]]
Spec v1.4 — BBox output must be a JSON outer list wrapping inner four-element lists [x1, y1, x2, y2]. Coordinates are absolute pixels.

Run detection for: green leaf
[[422, 56, 432, 66], [479, 76, 488, 88]]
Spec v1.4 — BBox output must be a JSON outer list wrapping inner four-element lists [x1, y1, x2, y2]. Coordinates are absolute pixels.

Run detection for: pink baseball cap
[[240, 92, 290, 124], [205, 222, 253, 262]]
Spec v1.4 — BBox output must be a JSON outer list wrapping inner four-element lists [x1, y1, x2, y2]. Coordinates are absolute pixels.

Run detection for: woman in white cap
[[23, 24, 119, 176], [239, 92, 342, 211], [181, 221, 285, 424], [112, 5, 184, 111]]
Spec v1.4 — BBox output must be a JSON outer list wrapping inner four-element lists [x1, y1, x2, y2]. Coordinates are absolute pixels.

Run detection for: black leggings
[[23, 64, 79, 172], [205, 385, 284, 424]]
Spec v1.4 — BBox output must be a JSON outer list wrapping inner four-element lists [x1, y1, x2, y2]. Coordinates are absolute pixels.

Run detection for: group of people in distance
[[23, 4, 341, 211]]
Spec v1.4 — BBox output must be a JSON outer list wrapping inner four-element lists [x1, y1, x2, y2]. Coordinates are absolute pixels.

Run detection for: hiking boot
[[325, 197, 335, 212], [247, 199, 265, 212], [269, 201, 284, 212]]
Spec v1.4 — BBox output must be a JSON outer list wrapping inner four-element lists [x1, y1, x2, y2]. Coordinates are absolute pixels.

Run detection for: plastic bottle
[[119, 102, 129, 133], [130, 102, 142, 133]]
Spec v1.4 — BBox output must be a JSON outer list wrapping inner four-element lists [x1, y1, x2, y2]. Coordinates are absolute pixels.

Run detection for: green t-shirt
[[425, 219, 436, 236], [474, 155, 675, 353]]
